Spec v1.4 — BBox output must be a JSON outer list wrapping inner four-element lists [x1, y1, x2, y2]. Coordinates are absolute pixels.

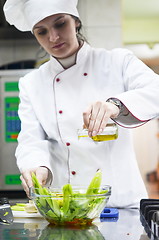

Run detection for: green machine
[[0, 70, 31, 191]]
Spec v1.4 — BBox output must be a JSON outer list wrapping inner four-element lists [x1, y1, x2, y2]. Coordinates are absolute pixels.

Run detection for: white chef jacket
[[16, 42, 159, 208]]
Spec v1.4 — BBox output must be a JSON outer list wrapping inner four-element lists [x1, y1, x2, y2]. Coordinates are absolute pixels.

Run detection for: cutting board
[[13, 211, 42, 218]]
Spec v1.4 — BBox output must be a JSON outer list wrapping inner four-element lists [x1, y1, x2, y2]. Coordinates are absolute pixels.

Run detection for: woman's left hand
[[83, 101, 119, 137], [20, 166, 49, 198]]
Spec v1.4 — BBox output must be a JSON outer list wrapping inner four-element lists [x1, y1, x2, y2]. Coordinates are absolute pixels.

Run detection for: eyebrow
[[33, 16, 65, 30]]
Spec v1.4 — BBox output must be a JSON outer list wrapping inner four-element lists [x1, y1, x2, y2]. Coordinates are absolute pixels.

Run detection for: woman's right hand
[[20, 166, 49, 198], [83, 101, 119, 137]]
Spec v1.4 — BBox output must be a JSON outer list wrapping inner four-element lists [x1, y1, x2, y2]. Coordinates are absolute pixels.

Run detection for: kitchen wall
[[0, 0, 158, 180], [0, 0, 122, 67], [133, 120, 159, 180], [0, 39, 39, 67], [78, 0, 122, 49]]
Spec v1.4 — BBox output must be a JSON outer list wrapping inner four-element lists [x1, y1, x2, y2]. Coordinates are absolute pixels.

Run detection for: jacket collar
[[49, 42, 90, 74]]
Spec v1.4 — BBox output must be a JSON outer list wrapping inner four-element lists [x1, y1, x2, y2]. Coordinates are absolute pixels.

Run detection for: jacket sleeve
[[15, 77, 53, 176], [110, 50, 159, 128]]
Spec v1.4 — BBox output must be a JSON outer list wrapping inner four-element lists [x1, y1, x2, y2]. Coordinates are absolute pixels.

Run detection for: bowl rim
[[30, 185, 111, 199]]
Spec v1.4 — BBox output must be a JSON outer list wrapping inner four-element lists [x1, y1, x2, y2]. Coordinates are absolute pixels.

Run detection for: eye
[[54, 21, 65, 29], [37, 29, 47, 35], [33, 28, 47, 36]]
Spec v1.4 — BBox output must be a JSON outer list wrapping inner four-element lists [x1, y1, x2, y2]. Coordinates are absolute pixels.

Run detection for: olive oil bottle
[[78, 123, 118, 142]]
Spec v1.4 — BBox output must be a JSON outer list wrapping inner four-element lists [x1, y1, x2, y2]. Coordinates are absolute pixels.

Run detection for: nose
[[49, 29, 59, 42]]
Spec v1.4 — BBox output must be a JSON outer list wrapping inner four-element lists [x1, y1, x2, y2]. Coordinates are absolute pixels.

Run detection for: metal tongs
[[29, 187, 34, 199]]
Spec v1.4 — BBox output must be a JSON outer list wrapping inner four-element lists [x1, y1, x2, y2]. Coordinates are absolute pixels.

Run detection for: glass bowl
[[38, 224, 105, 239], [31, 185, 111, 226]]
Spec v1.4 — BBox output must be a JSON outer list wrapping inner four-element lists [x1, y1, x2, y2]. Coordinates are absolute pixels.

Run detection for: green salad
[[31, 170, 110, 225]]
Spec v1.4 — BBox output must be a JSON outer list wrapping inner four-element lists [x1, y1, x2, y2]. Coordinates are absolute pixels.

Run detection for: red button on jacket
[[71, 171, 76, 175]]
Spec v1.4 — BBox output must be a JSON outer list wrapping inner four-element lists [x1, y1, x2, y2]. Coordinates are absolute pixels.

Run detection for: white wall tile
[[77, 0, 87, 25], [78, 0, 122, 49], [85, 26, 122, 49], [78, 0, 121, 27]]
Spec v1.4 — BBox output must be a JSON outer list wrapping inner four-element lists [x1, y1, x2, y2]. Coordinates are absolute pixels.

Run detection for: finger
[[21, 170, 33, 188], [89, 105, 106, 135], [97, 112, 110, 133], [96, 103, 118, 132], [87, 103, 101, 133], [20, 175, 30, 197], [88, 102, 107, 136], [35, 167, 48, 186], [83, 105, 92, 128]]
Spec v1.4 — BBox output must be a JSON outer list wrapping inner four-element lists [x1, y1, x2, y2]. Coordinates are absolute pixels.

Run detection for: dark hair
[[71, 16, 88, 43]]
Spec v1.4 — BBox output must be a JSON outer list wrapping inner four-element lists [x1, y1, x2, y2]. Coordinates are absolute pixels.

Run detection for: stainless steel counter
[[0, 209, 150, 240]]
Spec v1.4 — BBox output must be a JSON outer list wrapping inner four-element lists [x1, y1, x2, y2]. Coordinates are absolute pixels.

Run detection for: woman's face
[[33, 14, 80, 59]]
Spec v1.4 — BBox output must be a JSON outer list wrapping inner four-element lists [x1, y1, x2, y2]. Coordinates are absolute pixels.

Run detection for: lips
[[53, 42, 65, 49]]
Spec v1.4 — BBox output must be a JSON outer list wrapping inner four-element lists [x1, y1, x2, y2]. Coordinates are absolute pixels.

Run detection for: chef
[[3, 0, 159, 208]]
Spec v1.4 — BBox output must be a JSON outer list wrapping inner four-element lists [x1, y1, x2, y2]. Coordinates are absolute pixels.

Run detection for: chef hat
[[3, 0, 79, 32]]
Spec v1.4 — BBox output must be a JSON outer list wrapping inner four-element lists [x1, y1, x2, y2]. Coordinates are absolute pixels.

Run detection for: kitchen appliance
[[0, 70, 32, 196], [0, 197, 13, 224], [140, 198, 159, 239]]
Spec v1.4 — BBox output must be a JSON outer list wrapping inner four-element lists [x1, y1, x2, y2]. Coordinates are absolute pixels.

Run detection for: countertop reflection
[[0, 209, 150, 240]]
